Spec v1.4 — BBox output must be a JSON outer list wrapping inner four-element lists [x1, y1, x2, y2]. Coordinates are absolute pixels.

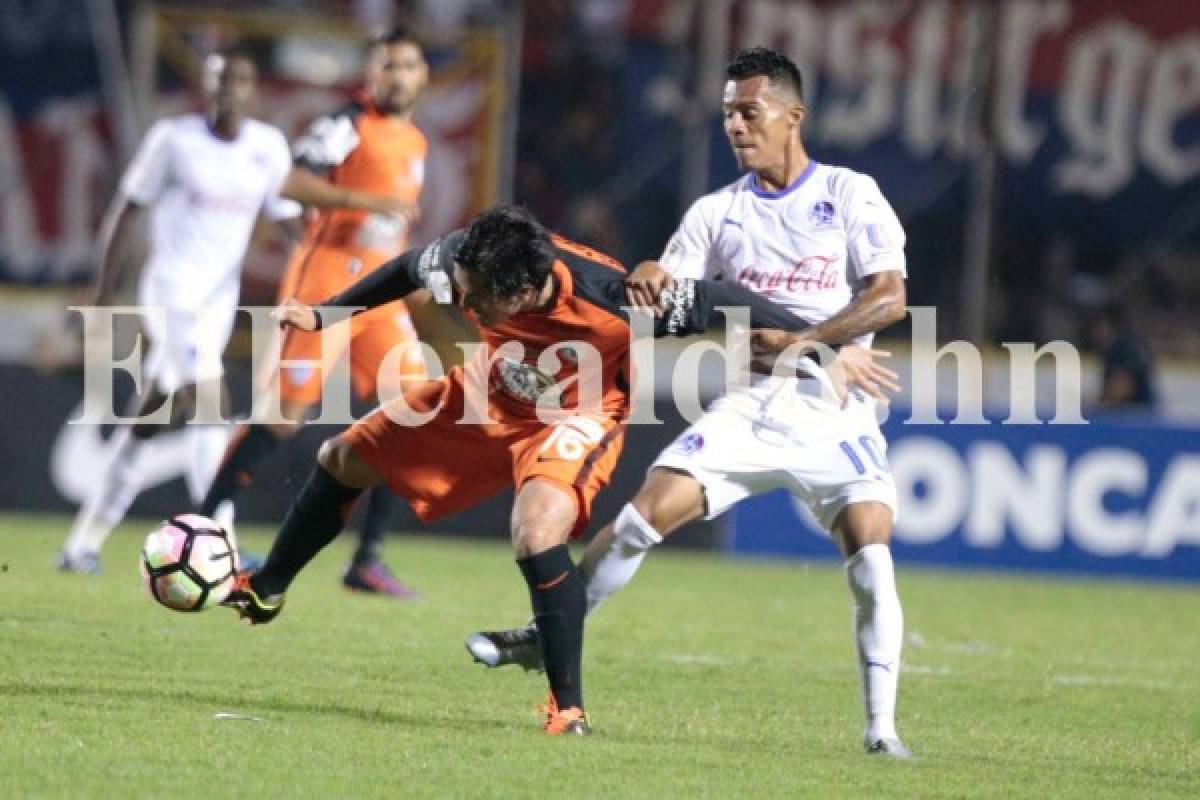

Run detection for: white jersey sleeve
[[263, 126, 293, 198], [659, 197, 718, 280], [120, 119, 174, 206], [844, 175, 906, 280], [292, 109, 360, 174]]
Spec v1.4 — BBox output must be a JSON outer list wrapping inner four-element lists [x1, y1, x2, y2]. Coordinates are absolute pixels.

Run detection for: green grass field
[[1, 513, 1196, 799]]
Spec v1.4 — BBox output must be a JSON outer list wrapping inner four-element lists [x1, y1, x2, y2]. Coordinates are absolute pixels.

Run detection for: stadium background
[[0, 0, 1197, 581]]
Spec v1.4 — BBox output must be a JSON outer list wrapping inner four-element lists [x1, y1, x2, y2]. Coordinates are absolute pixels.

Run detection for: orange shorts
[[342, 368, 626, 538], [277, 248, 425, 406]]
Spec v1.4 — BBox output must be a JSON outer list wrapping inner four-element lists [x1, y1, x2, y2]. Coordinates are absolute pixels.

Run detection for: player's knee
[[513, 522, 571, 558], [630, 468, 704, 536], [511, 481, 576, 557], [834, 502, 894, 556], [317, 437, 377, 489]]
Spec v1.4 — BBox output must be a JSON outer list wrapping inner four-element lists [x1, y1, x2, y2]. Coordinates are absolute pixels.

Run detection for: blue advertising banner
[[731, 414, 1200, 581]]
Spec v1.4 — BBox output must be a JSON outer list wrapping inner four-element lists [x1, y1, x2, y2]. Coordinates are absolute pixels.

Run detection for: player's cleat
[[538, 691, 590, 735], [221, 572, 285, 625], [864, 737, 914, 759], [56, 549, 102, 575], [543, 706, 591, 736], [342, 560, 420, 599], [465, 625, 543, 672]]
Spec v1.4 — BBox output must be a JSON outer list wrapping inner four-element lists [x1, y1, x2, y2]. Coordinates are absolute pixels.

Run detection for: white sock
[[213, 499, 236, 537], [579, 503, 662, 615], [185, 424, 231, 507], [844, 543, 904, 742], [63, 427, 143, 558]]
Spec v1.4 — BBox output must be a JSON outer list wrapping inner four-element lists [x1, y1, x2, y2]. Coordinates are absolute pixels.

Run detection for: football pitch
[[1, 513, 1196, 799]]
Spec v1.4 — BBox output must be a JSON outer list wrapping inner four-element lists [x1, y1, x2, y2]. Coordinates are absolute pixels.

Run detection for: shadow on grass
[[0, 680, 519, 734]]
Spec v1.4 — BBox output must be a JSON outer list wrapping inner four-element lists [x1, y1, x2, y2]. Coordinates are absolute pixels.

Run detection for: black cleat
[[221, 572, 285, 625], [464, 625, 543, 672]]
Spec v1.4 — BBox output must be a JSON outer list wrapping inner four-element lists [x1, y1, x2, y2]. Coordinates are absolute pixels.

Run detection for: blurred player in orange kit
[[199, 27, 430, 598]]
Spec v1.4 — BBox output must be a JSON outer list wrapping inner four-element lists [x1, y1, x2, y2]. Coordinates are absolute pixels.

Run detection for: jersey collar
[[747, 160, 819, 199]]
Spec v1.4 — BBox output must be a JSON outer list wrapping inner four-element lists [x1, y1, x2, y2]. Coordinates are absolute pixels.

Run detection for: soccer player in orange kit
[[216, 205, 891, 735], [200, 28, 430, 597]]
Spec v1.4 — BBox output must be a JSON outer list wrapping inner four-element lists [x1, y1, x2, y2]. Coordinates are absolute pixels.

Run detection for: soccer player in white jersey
[[467, 47, 912, 757], [58, 48, 411, 573]]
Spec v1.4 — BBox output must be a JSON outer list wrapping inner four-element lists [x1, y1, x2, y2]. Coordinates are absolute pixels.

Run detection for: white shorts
[[653, 384, 898, 532], [137, 279, 238, 394]]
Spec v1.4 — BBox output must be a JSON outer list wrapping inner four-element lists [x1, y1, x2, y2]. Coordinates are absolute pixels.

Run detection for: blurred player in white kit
[[468, 47, 913, 757], [58, 47, 407, 572]]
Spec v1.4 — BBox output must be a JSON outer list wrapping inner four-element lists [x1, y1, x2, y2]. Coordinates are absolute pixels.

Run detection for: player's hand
[[272, 298, 319, 331], [748, 329, 815, 373], [749, 329, 800, 359], [829, 345, 901, 402], [366, 195, 420, 225], [623, 260, 675, 317]]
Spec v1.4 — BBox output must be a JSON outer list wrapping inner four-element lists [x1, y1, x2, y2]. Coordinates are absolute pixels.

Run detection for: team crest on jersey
[[494, 357, 557, 403], [678, 433, 705, 454], [809, 200, 835, 226]]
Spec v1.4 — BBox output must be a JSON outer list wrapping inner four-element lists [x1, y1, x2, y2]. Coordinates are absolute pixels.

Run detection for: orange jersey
[[291, 96, 426, 267], [275, 98, 428, 406], [328, 229, 813, 534], [476, 237, 632, 420], [320, 230, 813, 424]]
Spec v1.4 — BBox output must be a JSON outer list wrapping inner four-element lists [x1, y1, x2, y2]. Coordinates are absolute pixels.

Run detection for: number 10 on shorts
[[839, 436, 888, 476]]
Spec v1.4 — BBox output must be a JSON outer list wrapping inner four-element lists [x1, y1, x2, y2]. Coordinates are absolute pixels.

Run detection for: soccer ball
[[141, 514, 238, 612]]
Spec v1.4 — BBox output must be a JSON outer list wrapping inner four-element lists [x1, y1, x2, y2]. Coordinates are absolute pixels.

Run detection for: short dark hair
[[726, 47, 803, 102], [455, 205, 556, 299], [371, 25, 424, 53]]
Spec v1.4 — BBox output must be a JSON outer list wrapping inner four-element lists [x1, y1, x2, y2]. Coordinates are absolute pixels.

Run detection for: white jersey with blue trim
[[659, 161, 906, 350]]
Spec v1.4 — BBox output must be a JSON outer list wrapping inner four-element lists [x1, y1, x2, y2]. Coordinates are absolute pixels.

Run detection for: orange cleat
[[221, 572, 285, 625], [540, 693, 591, 735]]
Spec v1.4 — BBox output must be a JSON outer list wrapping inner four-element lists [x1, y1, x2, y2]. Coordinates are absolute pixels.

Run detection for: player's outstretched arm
[[751, 271, 907, 351], [279, 166, 419, 223], [654, 277, 815, 337], [275, 235, 456, 330]]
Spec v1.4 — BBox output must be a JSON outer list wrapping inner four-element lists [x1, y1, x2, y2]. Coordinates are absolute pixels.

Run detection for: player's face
[[203, 55, 257, 121], [451, 263, 535, 327], [366, 42, 428, 115], [722, 76, 804, 172]]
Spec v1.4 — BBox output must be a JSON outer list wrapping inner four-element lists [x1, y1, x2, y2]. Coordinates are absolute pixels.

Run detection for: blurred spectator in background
[[1087, 305, 1158, 411]]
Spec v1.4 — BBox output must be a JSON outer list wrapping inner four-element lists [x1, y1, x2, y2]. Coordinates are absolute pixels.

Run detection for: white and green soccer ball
[[140, 514, 238, 612]]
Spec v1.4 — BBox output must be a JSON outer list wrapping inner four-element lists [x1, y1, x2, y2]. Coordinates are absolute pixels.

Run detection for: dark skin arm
[[750, 271, 907, 399], [89, 197, 146, 305], [751, 270, 908, 350]]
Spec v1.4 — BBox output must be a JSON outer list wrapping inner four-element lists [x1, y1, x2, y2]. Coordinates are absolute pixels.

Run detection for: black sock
[[251, 466, 363, 597], [200, 424, 281, 517], [518, 545, 587, 711], [353, 486, 399, 566]]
